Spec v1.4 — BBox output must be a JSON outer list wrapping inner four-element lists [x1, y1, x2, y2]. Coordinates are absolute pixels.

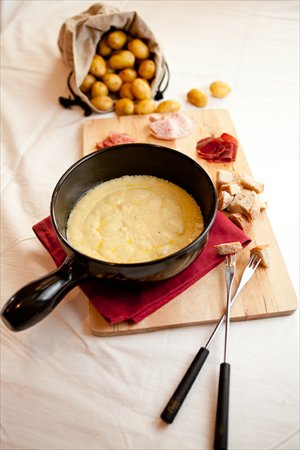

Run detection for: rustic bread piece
[[250, 244, 270, 268], [214, 241, 243, 255], [240, 174, 264, 194], [218, 191, 234, 210], [219, 183, 242, 196], [216, 169, 239, 187], [227, 190, 261, 221], [259, 198, 268, 210], [227, 213, 251, 233]]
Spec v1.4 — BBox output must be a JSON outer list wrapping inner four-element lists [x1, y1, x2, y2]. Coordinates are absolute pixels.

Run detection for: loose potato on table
[[210, 81, 231, 98], [91, 95, 113, 111], [187, 88, 208, 107], [102, 73, 123, 92], [134, 99, 156, 115], [127, 39, 150, 59], [138, 59, 156, 80], [109, 50, 135, 70], [131, 78, 152, 100], [156, 100, 181, 113], [114, 98, 135, 116]]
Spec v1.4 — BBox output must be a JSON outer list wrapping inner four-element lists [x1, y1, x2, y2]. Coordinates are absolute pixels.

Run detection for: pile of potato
[[80, 28, 159, 115], [80, 29, 232, 116]]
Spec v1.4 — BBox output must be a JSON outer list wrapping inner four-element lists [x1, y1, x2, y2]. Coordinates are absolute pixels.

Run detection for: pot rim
[[50, 143, 218, 268]]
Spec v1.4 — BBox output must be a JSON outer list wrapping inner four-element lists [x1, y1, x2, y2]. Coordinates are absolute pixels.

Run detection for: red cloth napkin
[[32, 212, 251, 324]]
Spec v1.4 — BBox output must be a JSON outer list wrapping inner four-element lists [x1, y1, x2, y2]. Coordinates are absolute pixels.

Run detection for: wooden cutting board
[[82, 109, 297, 336]]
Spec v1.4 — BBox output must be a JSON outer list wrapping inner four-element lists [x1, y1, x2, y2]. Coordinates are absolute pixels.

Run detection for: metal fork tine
[[160, 253, 261, 425], [214, 251, 236, 449]]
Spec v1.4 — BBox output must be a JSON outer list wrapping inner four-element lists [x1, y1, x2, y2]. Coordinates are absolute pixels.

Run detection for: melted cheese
[[67, 175, 204, 263]]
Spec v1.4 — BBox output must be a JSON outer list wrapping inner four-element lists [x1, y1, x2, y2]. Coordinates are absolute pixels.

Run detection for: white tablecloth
[[1, 1, 299, 449]]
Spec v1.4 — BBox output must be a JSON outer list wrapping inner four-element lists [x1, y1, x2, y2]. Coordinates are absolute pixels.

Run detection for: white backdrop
[[1, 1, 299, 449]]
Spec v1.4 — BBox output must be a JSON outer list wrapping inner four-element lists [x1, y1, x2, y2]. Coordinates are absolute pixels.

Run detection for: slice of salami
[[96, 131, 136, 150], [148, 112, 195, 140]]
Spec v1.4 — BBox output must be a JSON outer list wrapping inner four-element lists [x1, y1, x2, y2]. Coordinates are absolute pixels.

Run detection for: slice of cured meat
[[148, 112, 195, 140], [196, 133, 238, 162], [96, 131, 136, 150]]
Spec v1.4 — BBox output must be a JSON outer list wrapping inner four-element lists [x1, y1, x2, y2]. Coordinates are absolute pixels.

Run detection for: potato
[[91, 95, 113, 111], [97, 37, 112, 57], [109, 50, 135, 70], [156, 100, 181, 113], [107, 30, 127, 50], [131, 78, 152, 100], [138, 59, 156, 80], [114, 98, 134, 116], [187, 89, 208, 107], [80, 74, 96, 94], [102, 73, 123, 92], [119, 82, 134, 100], [119, 68, 137, 83], [134, 99, 156, 115], [127, 39, 150, 59], [89, 55, 106, 78], [210, 81, 231, 98], [91, 81, 109, 98], [105, 61, 115, 74]]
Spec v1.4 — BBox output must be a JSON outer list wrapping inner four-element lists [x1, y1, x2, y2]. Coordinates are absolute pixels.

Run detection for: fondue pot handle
[[1, 257, 90, 332]]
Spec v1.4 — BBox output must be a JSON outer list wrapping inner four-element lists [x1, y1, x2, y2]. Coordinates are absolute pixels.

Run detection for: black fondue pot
[[1, 144, 217, 332]]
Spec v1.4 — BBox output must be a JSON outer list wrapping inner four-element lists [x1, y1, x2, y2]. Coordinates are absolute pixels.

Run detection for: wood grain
[[82, 109, 298, 336]]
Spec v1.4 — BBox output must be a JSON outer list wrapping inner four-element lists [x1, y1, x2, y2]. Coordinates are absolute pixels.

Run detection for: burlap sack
[[58, 3, 169, 116]]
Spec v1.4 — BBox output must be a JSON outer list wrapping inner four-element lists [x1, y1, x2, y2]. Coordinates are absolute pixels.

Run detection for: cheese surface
[[67, 175, 204, 263]]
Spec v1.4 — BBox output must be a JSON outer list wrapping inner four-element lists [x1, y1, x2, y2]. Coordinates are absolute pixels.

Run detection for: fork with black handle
[[160, 254, 261, 424], [213, 254, 236, 450]]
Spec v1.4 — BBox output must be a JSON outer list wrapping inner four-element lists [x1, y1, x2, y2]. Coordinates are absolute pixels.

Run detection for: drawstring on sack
[[154, 62, 170, 101], [58, 72, 92, 117]]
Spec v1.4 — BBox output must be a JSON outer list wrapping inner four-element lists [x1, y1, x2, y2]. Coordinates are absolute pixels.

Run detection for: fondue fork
[[213, 254, 236, 450], [160, 254, 261, 424]]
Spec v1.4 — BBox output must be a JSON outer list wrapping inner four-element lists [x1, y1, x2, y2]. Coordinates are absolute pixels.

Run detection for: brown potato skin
[[156, 100, 181, 113], [102, 73, 123, 92], [127, 39, 150, 59], [210, 81, 231, 98], [80, 74, 96, 94], [97, 38, 113, 57], [187, 89, 208, 107], [115, 98, 134, 116], [138, 60, 156, 80], [107, 30, 128, 50], [131, 78, 152, 100], [109, 50, 135, 70], [89, 55, 106, 78], [134, 99, 156, 115], [119, 68, 137, 83], [91, 95, 113, 111], [119, 83, 134, 100], [91, 81, 109, 98]]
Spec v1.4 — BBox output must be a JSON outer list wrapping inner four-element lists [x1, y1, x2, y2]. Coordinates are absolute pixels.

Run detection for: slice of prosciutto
[[148, 112, 195, 140], [96, 131, 136, 150], [196, 133, 238, 162]]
